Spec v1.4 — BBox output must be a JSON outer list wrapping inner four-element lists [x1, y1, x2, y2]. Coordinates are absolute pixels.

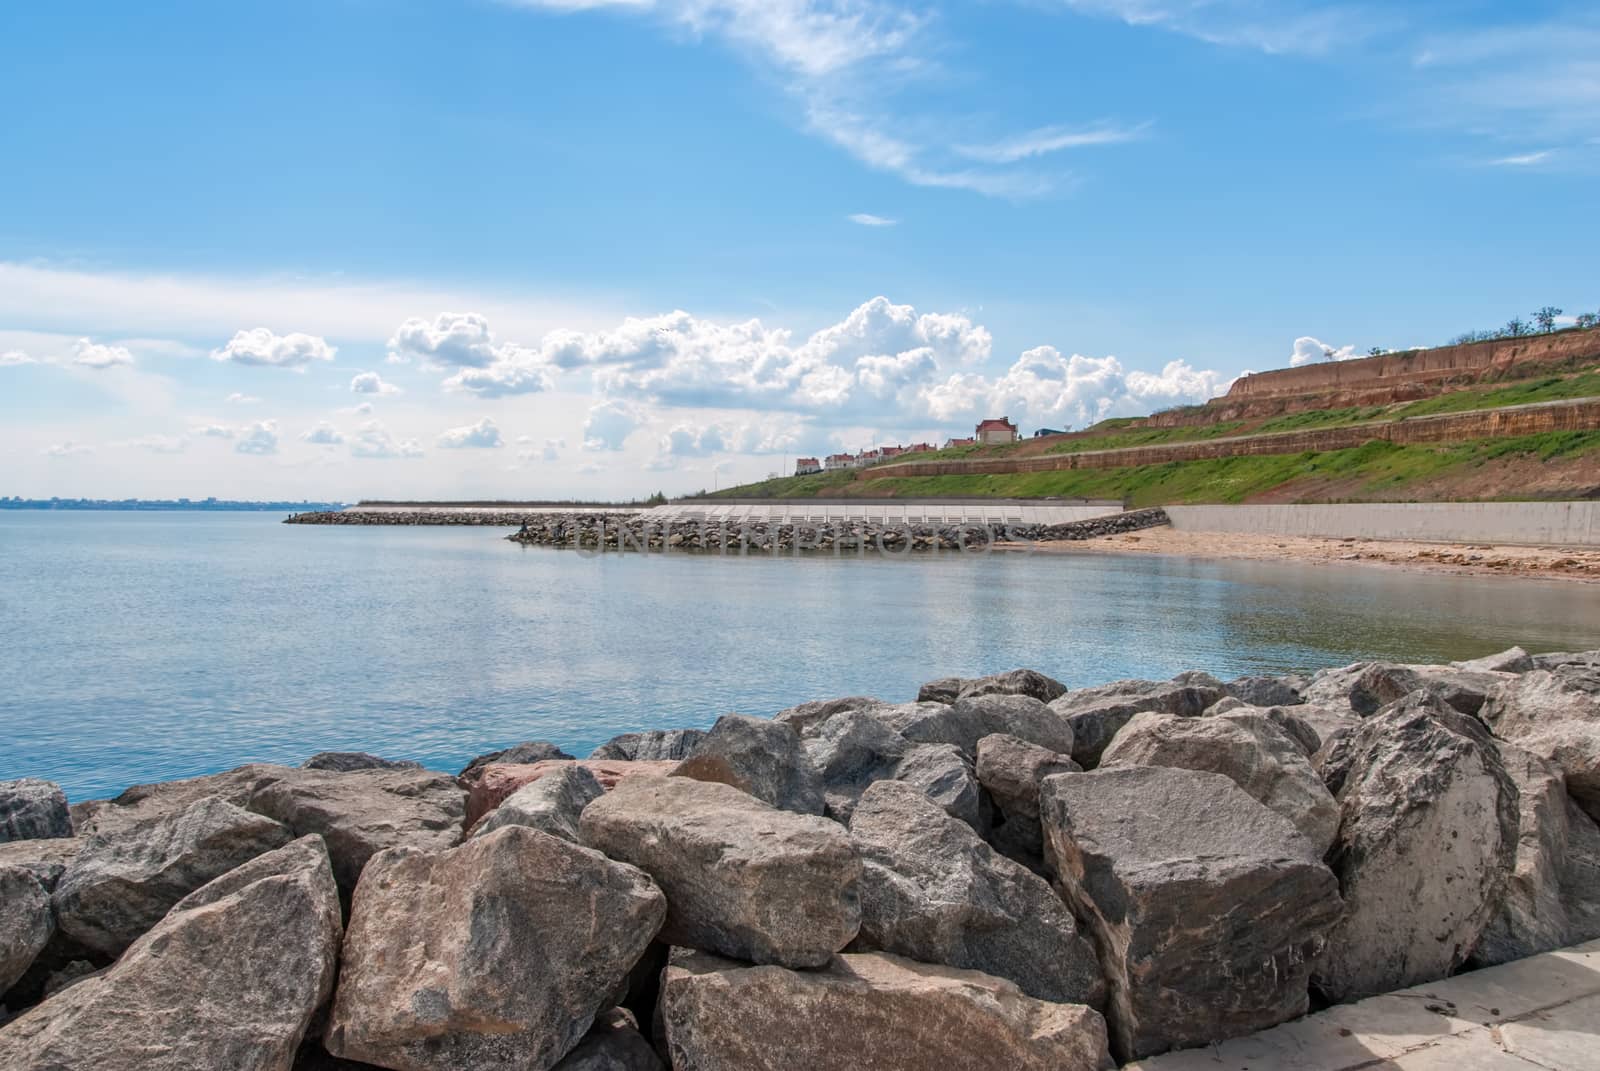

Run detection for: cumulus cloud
[[71, 339, 135, 369], [192, 424, 236, 439], [301, 422, 345, 445], [922, 347, 1230, 428], [350, 420, 424, 459], [388, 312, 501, 367], [225, 392, 261, 404], [1, 350, 35, 366], [44, 441, 93, 457], [583, 399, 646, 451], [350, 371, 402, 395], [1289, 336, 1361, 367], [437, 417, 504, 449], [654, 420, 801, 464], [212, 328, 336, 369], [234, 421, 279, 455], [516, 436, 566, 464]]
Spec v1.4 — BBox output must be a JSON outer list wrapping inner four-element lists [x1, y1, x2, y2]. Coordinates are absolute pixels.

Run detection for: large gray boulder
[[53, 794, 293, 957], [589, 729, 705, 762], [670, 713, 825, 814], [660, 950, 1112, 1071], [1532, 649, 1600, 671], [1471, 746, 1600, 966], [1047, 676, 1225, 767], [1223, 675, 1305, 707], [300, 752, 422, 773], [1100, 711, 1340, 854], [956, 668, 1069, 704], [458, 740, 575, 780], [0, 836, 342, 1071], [0, 779, 72, 842], [553, 1007, 663, 1071], [579, 775, 860, 969], [326, 827, 666, 1071], [1479, 666, 1600, 820], [877, 694, 1075, 759], [1312, 693, 1519, 1003], [0, 835, 81, 891], [1041, 766, 1342, 1061], [976, 734, 1080, 820], [1454, 646, 1534, 674], [772, 696, 885, 739], [848, 781, 1103, 1006], [805, 709, 980, 827], [246, 767, 465, 895], [1304, 661, 1509, 717], [0, 866, 53, 995], [916, 677, 965, 704], [470, 764, 603, 843], [975, 733, 1080, 870], [71, 764, 292, 838], [1201, 698, 1324, 756]]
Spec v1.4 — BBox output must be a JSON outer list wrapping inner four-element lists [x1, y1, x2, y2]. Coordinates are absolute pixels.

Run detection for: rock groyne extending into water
[[504, 506, 1171, 552], [3, 647, 1599, 1067]]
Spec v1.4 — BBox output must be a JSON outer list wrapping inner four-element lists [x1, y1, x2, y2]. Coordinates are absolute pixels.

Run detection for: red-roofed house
[[975, 417, 1019, 444], [823, 452, 856, 471], [943, 436, 976, 449], [795, 457, 821, 475]]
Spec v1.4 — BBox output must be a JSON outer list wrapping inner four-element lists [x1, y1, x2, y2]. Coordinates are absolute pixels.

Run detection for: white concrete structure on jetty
[[639, 499, 1125, 526]]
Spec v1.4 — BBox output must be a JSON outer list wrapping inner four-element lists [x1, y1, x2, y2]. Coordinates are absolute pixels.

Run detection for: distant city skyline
[[3, 1, 1596, 499]]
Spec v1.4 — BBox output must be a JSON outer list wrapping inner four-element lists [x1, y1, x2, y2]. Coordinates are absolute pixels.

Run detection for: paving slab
[[1129, 940, 1600, 1071]]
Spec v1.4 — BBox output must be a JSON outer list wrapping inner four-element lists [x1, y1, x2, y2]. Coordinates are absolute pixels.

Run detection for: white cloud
[[43, 441, 94, 457], [350, 371, 402, 395], [212, 327, 336, 370], [516, 435, 567, 464], [921, 347, 1229, 428], [583, 399, 646, 451], [339, 401, 374, 416], [437, 417, 505, 449], [1488, 150, 1553, 167], [848, 213, 898, 226], [1289, 336, 1360, 367], [234, 421, 280, 455], [387, 312, 501, 367], [119, 434, 188, 454], [192, 424, 236, 439], [654, 419, 801, 464], [441, 356, 554, 398], [955, 121, 1150, 164], [508, 0, 1137, 197], [1, 350, 35, 366], [71, 339, 135, 369], [349, 420, 424, 459], [225, 392, 260, 405], [1047, 0, 1392, 55], [301, 422, 345, 445]]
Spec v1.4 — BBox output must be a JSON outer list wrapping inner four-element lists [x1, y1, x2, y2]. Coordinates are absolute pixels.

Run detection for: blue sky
[[2, 0, 1596, 499]]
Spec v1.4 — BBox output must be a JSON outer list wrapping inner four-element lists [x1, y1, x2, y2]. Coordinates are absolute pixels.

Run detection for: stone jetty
[[3, 647, 1599, 1068], [504, 506, 1171, 552]]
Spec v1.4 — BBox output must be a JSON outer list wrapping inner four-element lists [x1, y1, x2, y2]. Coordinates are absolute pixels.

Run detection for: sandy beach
[[1031, 526, 1600, 583]]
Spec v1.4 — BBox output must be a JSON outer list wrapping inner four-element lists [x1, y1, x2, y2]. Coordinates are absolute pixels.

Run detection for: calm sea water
[[4, 511, 1599, 802]]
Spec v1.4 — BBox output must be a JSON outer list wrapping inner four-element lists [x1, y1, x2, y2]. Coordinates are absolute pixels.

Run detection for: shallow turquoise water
[[3, 511, 1598, 802]]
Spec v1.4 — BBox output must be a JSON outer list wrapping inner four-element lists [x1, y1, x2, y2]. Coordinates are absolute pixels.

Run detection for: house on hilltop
[[975, 417, 1019, 444], [794, 457, 821, 475]]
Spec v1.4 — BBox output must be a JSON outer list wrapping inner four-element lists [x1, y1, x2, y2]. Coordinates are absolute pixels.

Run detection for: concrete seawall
[[1165, 502, 1600, 547], [872, 397, 1600, 479]]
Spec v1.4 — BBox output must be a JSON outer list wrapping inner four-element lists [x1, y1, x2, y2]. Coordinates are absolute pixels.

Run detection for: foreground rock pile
[[506, 508, 1170, 553], [3, 646, 1599, 1069]]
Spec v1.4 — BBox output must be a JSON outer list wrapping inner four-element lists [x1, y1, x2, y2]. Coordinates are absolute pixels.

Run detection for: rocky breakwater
[[507, 507, 1169, 553], [3, 645, 1599, 1068]]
